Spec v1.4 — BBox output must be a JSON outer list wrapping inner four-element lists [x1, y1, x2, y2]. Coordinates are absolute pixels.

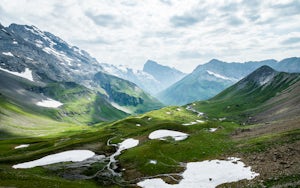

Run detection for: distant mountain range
[[158, 58, 300, 105], [102, 60, 186, 95], [0, 23, 163, 124]]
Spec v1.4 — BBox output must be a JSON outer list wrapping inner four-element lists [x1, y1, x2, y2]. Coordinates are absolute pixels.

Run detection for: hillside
[[0, 70, 128, 129], [192, 66, 300, 122]]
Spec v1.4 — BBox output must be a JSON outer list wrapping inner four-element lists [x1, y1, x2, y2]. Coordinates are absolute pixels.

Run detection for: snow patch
[[182, 120, 205, 126], [43, 47, 73, 66], [149, 130, 188, 141], [206, 70, 237, 81], [110, 102, 132, 114], [13, 150, 95, 169], [14, 144, 30, 149], [137, 157, 259, 188], [149, 160, 157, 164], [36, 98, 63, 108], [2, 52, 14, 57], [119, 138, 139, 150], [259, 75, 273, 86], [0, 67, 34, 81], [209, 128, 218, 132]]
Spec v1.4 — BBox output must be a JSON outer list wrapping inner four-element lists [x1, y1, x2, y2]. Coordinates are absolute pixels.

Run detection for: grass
[[235, 129, 300, 153], [1, 71, 300, 187], [0, 164, 101, 188]]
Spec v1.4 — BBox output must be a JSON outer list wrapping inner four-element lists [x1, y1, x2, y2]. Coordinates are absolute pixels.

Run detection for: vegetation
[[1, 67, 299, 187]]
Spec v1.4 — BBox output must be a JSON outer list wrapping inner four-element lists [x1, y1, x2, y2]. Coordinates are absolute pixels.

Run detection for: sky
[[1, 0, 300, 73]]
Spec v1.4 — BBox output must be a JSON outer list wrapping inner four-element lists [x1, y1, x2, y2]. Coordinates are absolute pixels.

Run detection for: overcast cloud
[[1, 0, 299, 72]]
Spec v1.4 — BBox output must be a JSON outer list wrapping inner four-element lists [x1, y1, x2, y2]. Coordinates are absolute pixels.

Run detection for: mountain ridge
[[158, 57, 300, 105]]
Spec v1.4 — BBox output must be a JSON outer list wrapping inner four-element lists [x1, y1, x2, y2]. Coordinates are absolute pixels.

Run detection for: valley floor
[[0, 101, 299, 188]]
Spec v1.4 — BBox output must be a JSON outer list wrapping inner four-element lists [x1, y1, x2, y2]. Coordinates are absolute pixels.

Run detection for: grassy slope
[[0, 105, 239, 187], [93, 72, 163, 114], [0, 71, 128, 125], [33, 82, 128, 124], [192, 71, 300, 122]]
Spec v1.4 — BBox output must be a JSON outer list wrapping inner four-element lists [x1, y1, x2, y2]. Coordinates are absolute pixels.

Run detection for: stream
[[106, 137, 119, 176], [186, 104, 204, 117]]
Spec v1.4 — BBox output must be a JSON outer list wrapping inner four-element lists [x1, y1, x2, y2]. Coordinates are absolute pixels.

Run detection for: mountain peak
[[143, 60, 186, 90], [248, 65, 276, 77], [242, 65, 277, 86], [208, 59, 223, 64], [144, 60, 158, 66]]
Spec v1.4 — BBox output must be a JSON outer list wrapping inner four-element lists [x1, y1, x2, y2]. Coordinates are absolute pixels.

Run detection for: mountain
[[101, 63, 161, 95], [101, 60, 186, 95], [92, 71, 163, 114], [193, 65, 300, 122], [143, 60, 187, 93], [3, 23, 103, 85], [0, 23, 163, 120], [158, 58, 300, 105]]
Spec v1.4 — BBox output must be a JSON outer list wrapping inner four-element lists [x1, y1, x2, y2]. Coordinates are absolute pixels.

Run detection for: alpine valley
[[0, 23, 299, 188]]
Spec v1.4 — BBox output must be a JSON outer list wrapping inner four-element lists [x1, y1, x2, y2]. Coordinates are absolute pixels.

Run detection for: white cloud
[[1, 0, 299, 73]]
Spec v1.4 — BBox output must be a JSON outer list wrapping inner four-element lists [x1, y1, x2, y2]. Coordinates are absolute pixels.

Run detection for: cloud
[[178, 50, 202, 59], [170, 15, 201, 27], [271, 0, 300, 16], [281, 37, 300, 45], [226, 15, 244, 26], [1, 0, 299, 73], [160, 0, 172, 6], [169, 7, 208, 27], [220, 2, 239, 12], [74, 36, 111, 45], [85, 12, 126, 28]]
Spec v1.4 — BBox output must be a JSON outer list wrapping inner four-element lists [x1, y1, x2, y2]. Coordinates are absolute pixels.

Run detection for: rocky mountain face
[[0, 23, 163, 117], [101, 60, 186, 95], [1, 23, 103, 86], [158, 58, 300, 105]]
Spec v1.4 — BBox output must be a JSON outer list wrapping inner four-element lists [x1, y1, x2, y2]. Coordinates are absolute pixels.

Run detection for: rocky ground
[[221, 117, 300, 187]]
